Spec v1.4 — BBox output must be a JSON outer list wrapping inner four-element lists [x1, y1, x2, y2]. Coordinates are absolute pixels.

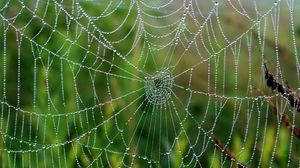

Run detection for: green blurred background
[[1, 0, 300, 167]]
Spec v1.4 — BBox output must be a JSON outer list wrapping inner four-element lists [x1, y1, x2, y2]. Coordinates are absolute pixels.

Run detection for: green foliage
[[1, 0, 300, 167]]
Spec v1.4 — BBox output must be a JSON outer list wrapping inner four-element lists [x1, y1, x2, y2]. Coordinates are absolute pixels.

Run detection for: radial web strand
[[1, 0, 300, 167]]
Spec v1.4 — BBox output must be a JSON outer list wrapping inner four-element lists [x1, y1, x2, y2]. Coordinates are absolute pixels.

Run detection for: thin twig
[[264, 63, 300, 112], [210, 133, 248, 168], [254, 87, 300, 139]]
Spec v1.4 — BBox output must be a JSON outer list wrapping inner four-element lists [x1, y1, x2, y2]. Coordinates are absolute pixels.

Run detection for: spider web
[[0, 0, 300, 167]]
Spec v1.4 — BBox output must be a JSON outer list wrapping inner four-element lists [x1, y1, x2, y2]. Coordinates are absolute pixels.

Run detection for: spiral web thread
[[0, 0, 300, 167], [145, 68, 173, 105]]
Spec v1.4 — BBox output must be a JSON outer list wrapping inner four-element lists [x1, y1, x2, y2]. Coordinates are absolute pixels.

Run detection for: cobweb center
[[145, 69, 173, 105]]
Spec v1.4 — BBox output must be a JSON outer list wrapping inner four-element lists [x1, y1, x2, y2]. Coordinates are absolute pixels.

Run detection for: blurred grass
[[0, 0, 300, 167]]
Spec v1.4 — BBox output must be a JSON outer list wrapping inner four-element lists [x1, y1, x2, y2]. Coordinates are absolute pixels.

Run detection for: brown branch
[[264, 63, 300, 112], [269, 98, 300, 139], [254, 87, 300, 139], [210, 133, 248, 168]]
